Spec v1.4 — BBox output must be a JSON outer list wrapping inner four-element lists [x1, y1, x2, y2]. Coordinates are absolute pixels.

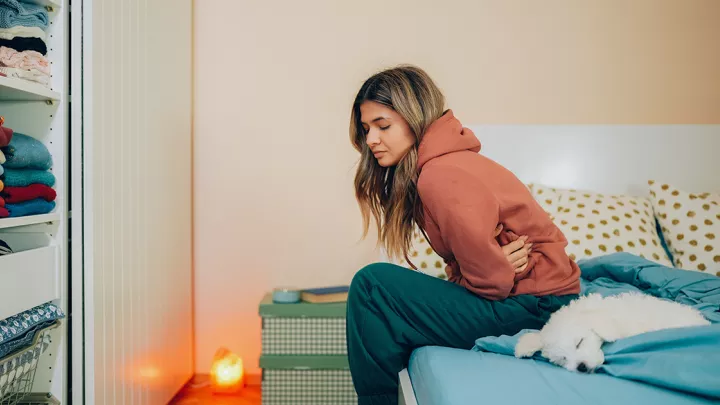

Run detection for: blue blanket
[[473, 253, 720, 400], [0, 0, 49, 29], [2, 133, 53, 170], [6, 198, 55, 217], [2, 168, 55, 187]]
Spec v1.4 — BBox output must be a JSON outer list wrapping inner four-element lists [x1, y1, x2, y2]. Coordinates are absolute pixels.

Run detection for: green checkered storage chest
[[259, 293, 357, 405]]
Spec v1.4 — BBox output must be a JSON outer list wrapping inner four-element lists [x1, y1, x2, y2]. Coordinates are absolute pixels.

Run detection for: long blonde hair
[[350, 65, 446, 264]]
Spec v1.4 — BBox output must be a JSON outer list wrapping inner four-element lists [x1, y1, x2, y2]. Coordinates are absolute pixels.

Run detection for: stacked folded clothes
[[0, 189, 6, 217], [0, 116, 10, 216], [3, 130, 52, 170], [0, 301, 64, 359], [0, 0, 50, 87], [0, 128, 55, 218], [0, 238, 11, 255]]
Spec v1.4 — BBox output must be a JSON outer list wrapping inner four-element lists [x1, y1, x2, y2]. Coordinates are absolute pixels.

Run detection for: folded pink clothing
[[0, 206, 7, 218], [0, 66, 49, 86], [0, 46, 50, 75]]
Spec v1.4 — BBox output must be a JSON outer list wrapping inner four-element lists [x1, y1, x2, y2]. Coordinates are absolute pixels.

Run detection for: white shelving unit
[[0, 76, 61, 102], [3, 0, 194, 403], [0, 0, 68, 402], [0, 213, 60, 230], [23, 0, 62, 7]]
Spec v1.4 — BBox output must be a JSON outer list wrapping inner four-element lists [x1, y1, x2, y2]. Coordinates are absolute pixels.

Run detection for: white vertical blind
[[85, 0, 193, 403]]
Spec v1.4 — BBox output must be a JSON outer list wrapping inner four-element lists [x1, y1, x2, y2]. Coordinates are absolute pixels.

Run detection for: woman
[[347, 65, 581, 405]]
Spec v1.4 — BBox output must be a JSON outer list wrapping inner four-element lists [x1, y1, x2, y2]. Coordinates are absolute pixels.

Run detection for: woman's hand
[[444, 225, 532, 278], [495, 224, 532, 273]]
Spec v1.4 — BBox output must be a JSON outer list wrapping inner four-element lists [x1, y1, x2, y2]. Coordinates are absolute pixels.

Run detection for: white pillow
[[527, 183, 560, 221], [552, 188, 673, 266], [648, 180, 720, 275]]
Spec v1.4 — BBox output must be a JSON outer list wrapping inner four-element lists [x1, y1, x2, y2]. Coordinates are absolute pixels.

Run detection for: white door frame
[[70, 0, 91, 403]]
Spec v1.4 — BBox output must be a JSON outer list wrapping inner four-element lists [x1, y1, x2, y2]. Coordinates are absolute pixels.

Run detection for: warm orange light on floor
[[210, 348, 245, 394]]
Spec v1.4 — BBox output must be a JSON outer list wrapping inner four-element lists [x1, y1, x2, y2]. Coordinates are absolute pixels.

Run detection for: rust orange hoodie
[[416, 110, 580, 300]]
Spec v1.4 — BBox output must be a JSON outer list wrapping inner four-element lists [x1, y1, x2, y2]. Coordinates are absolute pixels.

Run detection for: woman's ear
[[515, 332, 543, 358]]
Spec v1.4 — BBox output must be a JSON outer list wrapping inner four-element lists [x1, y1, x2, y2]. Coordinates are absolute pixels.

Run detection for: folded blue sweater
[[2, 168, 55, 187], [0, 0, 49, 29], [6, 198, 55, 217], [2, 133, 53, 170]]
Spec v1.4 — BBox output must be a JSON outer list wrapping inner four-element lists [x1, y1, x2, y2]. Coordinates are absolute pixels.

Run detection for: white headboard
[[470, 125, 720, 195]]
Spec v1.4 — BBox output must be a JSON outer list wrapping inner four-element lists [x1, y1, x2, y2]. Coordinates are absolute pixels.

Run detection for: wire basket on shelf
[[0, 322, 58, 405]]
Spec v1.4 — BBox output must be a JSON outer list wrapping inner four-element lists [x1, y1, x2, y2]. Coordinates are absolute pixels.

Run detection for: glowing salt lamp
[[210, 348, 245, 393]]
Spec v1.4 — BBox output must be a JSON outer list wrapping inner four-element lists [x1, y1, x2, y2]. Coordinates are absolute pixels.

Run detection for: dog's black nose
[[577, 363, 588, 373]]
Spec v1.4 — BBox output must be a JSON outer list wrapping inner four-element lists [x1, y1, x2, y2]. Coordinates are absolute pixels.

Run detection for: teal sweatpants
[[346, 263, 577, 405]]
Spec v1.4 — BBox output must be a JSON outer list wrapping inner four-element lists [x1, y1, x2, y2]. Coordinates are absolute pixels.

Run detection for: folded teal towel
[[2, 168, 55, 187], [6, 198, 55, 217], [2, 133, 52, 170], [0, 0, 49, 29]]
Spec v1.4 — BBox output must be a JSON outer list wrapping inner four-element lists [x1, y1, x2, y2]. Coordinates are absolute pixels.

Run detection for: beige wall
[[193, 0, 720, 374]]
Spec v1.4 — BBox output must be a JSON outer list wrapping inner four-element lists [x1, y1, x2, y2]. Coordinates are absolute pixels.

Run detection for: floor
[[170, 375, 261, 405]]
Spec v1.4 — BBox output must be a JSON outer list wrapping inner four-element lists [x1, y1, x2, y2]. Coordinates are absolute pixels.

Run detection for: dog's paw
[[515, 332, 543, 358]]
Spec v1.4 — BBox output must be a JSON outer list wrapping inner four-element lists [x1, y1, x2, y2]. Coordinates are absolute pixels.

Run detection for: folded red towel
[[2, 184, 56, 203], [0, 207, 8, 218], [0, 196, 4, 207]]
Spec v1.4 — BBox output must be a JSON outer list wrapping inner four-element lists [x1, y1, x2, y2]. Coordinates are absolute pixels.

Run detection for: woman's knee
[[350, 262, 402, 293], [349, 263, 382, 301], [349, 263, 400, 304]]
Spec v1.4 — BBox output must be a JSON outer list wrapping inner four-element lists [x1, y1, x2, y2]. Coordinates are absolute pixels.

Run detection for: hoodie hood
[[417, 110, 481, 172]]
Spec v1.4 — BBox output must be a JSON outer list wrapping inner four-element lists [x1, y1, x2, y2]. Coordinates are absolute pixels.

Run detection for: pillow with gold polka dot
[[394, 228, 448, 278], [527, 183, 560, 221], [648, 181, 719, 275], [553, 189, 673, 266]]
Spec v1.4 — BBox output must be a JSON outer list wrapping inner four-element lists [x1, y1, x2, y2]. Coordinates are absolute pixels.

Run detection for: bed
[[397, 125, 720, 405], [404, 348, 711, 405]]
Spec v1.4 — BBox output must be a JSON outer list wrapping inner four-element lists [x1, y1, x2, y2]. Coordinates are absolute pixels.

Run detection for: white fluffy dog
[[514, 292, 710, 372]]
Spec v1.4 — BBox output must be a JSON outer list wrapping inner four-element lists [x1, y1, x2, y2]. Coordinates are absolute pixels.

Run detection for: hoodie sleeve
[[418, 165, 516, 300]]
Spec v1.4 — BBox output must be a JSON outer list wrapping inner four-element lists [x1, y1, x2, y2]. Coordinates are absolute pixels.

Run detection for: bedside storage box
[[259, 293, 357, 405], [260, 356, 356, 405], [260, 294, 347, 356]]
